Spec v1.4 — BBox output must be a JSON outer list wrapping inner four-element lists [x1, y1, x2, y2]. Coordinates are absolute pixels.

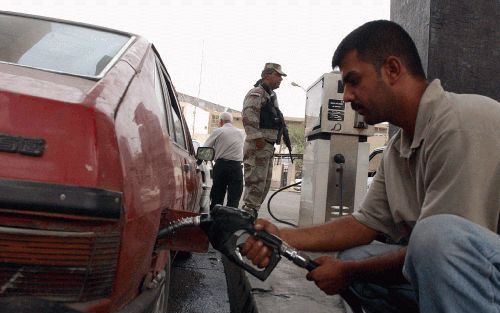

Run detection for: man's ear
[[382, 56, 403, 85]]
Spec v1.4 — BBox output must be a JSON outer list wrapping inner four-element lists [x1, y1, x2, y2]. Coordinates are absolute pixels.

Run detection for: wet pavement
[[168, 248, 230, 313]]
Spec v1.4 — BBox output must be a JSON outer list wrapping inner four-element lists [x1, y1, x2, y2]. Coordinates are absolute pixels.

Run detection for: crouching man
[[242, 20, 500, 313]]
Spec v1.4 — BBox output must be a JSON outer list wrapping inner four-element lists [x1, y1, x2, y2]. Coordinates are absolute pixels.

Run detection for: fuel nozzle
[[156, 205, 303, 281], [199, 206, 282, 281], [156, 213, 210, 239], [280, 242, 318, 271]]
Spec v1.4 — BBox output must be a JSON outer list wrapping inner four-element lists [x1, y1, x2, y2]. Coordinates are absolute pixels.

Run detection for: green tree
[[287, 124, 305, 178]]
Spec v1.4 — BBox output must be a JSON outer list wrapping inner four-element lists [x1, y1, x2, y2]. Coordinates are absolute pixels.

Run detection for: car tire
[[150, 255, 171, 313], [174, 250, 192, 261]]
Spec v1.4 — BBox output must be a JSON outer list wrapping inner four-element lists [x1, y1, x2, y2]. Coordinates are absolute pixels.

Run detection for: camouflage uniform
[[242, 85, 280, 212]]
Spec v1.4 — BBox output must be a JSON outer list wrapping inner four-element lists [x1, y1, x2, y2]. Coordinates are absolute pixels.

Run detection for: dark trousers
[[210, 159, 243, 209]]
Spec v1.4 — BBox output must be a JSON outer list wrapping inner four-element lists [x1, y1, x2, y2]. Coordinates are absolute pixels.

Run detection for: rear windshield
[[0, 13, 132, 77]]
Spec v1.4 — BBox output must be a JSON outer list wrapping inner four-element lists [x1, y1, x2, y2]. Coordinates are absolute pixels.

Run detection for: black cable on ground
[[266, 181, 301, 227]]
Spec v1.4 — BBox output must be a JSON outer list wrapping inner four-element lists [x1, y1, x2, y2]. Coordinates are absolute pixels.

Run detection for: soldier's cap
[[263, 63, 287, 77]]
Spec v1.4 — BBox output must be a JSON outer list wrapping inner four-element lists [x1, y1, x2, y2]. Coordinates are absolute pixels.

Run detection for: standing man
[[242, 63, 288, 218], [242, 20, 499, 313], [204, 112, 245, 209]]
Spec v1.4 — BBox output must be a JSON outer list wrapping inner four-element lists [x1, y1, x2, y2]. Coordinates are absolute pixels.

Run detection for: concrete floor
[[249, 190, 347, 313]]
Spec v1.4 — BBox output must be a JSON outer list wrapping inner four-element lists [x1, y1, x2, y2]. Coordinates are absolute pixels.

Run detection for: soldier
[[241, 63, 288, 218]]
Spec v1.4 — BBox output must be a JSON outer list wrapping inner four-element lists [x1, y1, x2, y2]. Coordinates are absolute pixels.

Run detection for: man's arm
[[307, 247, 407, 295], [281, 216, 408, 290], [203, 128, 221, 148], [242, 92, 264, 140], [281, 215, 377, 252], [242, 216, 378, 267], [242, 216, 408, 295]]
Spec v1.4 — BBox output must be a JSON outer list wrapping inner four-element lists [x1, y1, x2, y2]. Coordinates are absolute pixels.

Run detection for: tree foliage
[[287, 124, 305, 152], [287, 123, 305, 177]]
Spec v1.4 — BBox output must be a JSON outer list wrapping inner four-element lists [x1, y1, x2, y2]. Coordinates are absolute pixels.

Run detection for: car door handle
[[183, 164, 191, 172]]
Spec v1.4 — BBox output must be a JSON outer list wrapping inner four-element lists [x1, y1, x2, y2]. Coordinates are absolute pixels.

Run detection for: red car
[[0, 11, 210, 312]]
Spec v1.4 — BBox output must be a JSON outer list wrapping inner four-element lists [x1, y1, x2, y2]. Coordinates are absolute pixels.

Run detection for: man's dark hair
[[332, 20, 426, 79]]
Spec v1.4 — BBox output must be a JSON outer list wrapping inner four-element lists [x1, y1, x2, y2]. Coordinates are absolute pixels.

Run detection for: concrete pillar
[[271, 163, 285, 189], [391, 0, 499, 100]]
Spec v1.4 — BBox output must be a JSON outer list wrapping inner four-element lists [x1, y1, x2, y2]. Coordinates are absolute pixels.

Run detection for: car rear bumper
[[0, 178, 122, 218], [115, 285, 162, 313]]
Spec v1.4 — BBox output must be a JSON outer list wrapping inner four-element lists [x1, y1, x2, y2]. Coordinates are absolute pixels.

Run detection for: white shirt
[[203, 123, 245, 162]]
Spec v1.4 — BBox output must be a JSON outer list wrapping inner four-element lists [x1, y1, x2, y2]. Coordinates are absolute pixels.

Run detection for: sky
[[3, 0, 390, 118]]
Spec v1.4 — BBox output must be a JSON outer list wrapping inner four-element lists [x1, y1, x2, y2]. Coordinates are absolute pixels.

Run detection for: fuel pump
[[299, 72, 374, 226]]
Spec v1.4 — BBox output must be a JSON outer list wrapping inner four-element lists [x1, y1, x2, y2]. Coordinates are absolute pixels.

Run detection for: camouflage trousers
[[242, 140, 274, 211]]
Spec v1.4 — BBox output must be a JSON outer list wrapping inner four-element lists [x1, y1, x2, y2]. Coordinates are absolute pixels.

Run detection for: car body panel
[[0, 11, 208, 313], [0, 62, 95, 103]]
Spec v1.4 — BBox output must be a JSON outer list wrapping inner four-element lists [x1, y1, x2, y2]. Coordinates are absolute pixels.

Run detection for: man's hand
[[255, 138, 265, 149], [306, 256, 354, 295], [240, 218, 280, 268]]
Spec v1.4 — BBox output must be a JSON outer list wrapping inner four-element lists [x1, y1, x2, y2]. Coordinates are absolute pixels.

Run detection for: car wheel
[[174, 250, 192, 261], [150, 255, 171, 313]]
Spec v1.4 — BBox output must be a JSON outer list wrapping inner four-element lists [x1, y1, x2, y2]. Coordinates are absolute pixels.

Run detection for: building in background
[[178, 92, 388, 189], [370, 122, 389, 152], [178, 92, 241, 143], [180, 101, 210, 139]]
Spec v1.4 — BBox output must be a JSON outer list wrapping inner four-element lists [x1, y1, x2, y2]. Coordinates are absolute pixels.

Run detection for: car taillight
[[0, 179, 123, 302], [0, 226, 120, 302]]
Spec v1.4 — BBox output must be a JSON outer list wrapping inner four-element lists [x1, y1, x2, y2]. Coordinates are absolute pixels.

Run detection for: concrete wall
[[391, 0, 431, 76], [392, 0, 499, 100]]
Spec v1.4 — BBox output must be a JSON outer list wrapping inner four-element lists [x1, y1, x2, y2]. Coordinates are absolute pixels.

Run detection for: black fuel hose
[[266, 181, 301, 227]]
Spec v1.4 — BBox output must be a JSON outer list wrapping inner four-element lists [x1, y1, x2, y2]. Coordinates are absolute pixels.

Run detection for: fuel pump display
[[305, 72, 373, 137], [299, 72, 374, 226]]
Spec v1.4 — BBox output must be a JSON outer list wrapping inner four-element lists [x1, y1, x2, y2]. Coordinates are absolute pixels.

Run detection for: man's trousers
[[242, 140, 274, 211], [338, 214, 500, 313], [210, 159, 243, 209]]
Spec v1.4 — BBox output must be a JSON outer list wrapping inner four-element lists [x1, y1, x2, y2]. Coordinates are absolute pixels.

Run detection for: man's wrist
[[341, 260, 361, 284], [339, 249, 407, 285], [280, 228, 297, 247]]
